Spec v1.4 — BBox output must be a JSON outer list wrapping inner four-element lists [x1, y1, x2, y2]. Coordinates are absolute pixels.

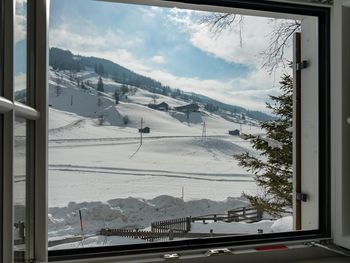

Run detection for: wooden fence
[[189, 207, 262, 224], [49, 207, 264, 246], [99, 228, 236, 241], [151, 217, 191, 233], [227, 207, 263, 222]]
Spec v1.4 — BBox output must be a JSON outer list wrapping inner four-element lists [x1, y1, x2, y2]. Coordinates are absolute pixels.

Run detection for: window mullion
[[33, 0, 48, 262], [3, 0, 14, 262]]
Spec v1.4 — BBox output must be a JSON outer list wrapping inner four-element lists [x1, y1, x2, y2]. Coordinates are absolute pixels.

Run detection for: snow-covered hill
[[49, 69, 263, 138], [47, 68, 276, 248]]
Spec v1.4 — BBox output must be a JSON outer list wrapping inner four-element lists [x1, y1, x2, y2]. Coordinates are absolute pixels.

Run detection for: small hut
[[229, 129, 240, 136], [139, 127, 150, 133]]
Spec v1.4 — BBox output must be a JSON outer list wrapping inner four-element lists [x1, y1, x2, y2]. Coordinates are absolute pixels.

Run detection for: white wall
[[301, 16, 319, 231], [331, 0, 350, 250]]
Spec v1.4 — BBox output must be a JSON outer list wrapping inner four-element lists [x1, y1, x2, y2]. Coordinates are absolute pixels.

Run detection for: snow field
[[46, 69, 291, 248]]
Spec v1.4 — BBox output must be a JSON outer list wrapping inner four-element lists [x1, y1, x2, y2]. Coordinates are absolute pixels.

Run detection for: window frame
[[47, 0, 331, 261], [0, 0, 4, 258], [1, 0, 41, 262]]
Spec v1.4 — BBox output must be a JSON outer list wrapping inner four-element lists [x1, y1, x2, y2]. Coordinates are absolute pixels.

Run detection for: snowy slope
[[48, 68, 262, 206], [47, 68, 273, 247]]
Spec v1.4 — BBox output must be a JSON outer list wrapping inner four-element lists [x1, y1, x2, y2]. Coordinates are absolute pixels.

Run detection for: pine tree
[[98, 63, 104, 76], [234, 74, 293, 217], [97, 77, 104, 92]]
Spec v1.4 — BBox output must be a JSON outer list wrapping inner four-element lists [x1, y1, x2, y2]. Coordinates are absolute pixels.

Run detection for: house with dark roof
[[148, 102, 169, 111], [174, 103, 199, 113]]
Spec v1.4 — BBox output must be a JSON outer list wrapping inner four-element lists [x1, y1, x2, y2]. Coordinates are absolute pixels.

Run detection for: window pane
[[48, 0, 318, 250], [14, 117, 26, 262], [14, 0, 27, 104]]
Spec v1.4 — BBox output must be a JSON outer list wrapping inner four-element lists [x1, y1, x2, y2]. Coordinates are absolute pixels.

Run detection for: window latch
[[163, 253, 180, 260], [296, 192, 308, 202], [205, 248, 232, 256], [296, 60, 309, 71]]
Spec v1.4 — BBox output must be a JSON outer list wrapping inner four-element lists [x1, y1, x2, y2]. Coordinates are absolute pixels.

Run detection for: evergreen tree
[[121, 84, 129, 95], [98, 63, 105, 76], [76, 61, 81, 72], [234, 74, 293, 217], [97, 77, 104, 92]]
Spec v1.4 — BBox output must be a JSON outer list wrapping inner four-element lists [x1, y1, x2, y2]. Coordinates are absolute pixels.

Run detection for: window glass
[[48, 0, 319, 250], [14, 117, 27, 262], [14, 0, 27, 103]]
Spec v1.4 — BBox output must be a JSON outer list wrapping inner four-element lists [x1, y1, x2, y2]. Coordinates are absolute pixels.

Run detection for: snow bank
[[191, 220, 274, 235], [49, 235, 147, 250], [48, 195, 249, 239], [271, 216, 293, 232]]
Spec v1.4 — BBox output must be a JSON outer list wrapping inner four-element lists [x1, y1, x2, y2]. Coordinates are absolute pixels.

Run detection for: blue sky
[[14, 0, 27, 93], [48, 0, 293, 111]]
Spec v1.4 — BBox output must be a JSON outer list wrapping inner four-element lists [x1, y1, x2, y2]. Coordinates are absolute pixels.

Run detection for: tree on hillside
[[76, 61, 81, 72], [234, 75, 293, 217], [97, 77, 104, 92], [121, 84, 129, 95], [98, 63, 105, 76], [150, 94, 158, 105], [114, 90, 119, 104], [55, 74, 63, 97], [97, 97, 103, 107]]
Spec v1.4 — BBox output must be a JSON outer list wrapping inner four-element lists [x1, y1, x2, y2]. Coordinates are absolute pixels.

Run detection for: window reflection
[[14, 0, 27, 104], [14, 117, 27, 263]]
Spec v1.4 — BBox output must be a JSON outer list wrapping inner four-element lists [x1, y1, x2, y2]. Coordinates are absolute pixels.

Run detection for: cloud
[[168, 10, 294, 67], [151, 55, 167, 64], [50, 22, 143, 53], [49, 3, 294, 112], [66, 45, 274, 111], [141, 66, 279, 112], [15, 73, 26, 92]]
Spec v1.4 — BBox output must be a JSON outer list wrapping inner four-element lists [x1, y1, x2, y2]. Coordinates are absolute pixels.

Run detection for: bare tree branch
[[199, 13, 245, 47], [200, 13, 301, 74], [260, 20, 301, 74]]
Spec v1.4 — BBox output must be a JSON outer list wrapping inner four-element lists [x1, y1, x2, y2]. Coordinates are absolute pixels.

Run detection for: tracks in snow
[[49, 119, 86, 134], [48, 135, 245, 148], [49, 164, 254, 182]]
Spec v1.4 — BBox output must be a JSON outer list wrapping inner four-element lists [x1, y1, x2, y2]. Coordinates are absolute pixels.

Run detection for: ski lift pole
[[79, 210, 84, 239], [140, 118, 143, 145]]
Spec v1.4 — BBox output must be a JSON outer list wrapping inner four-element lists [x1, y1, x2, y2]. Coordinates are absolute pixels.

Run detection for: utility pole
[[202, 121, 207, 140], [140, 117, 143, 145], [181, 186, 184, 201], [79, 210, 85, 247]]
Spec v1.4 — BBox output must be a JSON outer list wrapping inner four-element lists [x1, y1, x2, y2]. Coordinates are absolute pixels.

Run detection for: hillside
[[46, 67, 285, 249], [49, 47, 273, 122]]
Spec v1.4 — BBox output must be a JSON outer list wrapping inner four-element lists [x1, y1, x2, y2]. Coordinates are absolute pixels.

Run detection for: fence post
[[186, 217, 191, 232], [257, 208, 263, 221], [169, 229, 174, 241]]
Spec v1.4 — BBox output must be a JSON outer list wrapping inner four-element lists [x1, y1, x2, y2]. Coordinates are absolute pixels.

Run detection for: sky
[[14, 0, 27, 94], [47, 0, 295, 112]]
